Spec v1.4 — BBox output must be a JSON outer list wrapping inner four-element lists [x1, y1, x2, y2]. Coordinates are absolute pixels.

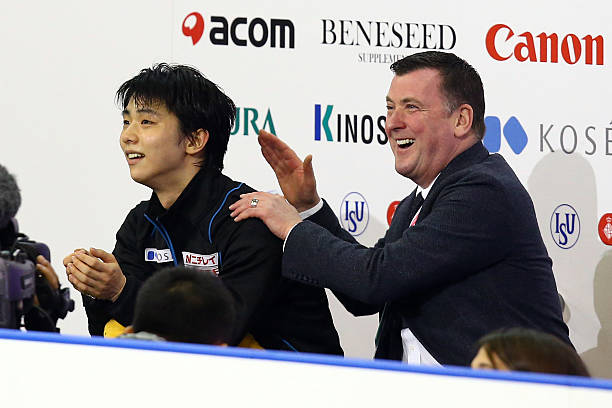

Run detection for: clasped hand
[[63, 248, 126, 301]]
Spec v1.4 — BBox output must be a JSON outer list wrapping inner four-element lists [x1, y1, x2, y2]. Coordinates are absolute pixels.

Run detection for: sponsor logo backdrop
[[2, 0, 611, 376]]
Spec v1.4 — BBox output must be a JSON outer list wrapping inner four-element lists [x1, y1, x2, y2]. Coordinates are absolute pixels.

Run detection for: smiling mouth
[[126, 153, 145, 165], [396, 138, 415, 149]]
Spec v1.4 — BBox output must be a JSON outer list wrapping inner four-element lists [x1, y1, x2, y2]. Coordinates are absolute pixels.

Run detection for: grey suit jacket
[[282, 142, 569, 365]]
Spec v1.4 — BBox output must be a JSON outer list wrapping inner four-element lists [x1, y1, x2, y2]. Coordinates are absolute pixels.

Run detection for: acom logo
[[182, 11, 295, 48]]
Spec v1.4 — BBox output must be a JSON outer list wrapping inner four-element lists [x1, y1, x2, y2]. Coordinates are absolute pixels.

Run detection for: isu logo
[[340, 192, 369, 236], [550, 204, 581, 249], [486, 23, 604, 65]]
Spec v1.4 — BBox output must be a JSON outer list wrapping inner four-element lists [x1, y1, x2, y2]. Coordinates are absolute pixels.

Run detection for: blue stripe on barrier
[[1, 328, 610, 391]]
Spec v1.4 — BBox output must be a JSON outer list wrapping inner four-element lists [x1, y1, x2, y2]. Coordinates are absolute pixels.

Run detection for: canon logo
[[486, 23, 604, 65]]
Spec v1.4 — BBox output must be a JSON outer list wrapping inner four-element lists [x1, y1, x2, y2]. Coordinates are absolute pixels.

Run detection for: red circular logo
[[598, 213, 612, 245], [387, 201, 400, 226], [182, 12, 205, 45]]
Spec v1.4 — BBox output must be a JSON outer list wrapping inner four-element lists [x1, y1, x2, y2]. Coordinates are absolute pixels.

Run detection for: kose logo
[[182, 12, 294, 48], [231, 107, 276, 136], [486, 23, 604, 65], [486, 116, 612, 156], [340, 192, 369, 236], [550, 204, 580, 249], [539, 122, 612, 156], [314, 104, 387, 145], [483, 116, 528, 154], [322, 20, 456, 50]]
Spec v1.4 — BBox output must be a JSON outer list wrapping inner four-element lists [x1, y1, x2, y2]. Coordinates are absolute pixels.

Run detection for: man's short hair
[[132, 266, 236, 345], [390, 51, 486, 139], [116, 63, 236, 172]]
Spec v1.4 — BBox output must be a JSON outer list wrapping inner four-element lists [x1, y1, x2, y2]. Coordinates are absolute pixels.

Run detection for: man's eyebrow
[[386, 96, 420, 103], [399, 97, 422, 105], [136, 107, 161, 115], [122, 108, 161, 116]]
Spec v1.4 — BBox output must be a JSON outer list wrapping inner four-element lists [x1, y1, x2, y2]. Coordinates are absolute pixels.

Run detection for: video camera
[[0, 218, 74, 331]]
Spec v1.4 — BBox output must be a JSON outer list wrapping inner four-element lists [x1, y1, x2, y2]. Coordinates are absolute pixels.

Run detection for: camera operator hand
[[36, 255, 59, 292], [63, 248, 126, 301]]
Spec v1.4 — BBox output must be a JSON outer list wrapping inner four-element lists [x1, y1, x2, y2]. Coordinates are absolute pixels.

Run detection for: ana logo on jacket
[[144, 248, 174, 263]]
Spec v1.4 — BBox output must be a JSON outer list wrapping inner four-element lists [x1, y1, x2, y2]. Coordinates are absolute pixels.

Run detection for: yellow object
[[104, 318, 263, 349], [104, 319, 126, 338], [238, 333, 264, 349]]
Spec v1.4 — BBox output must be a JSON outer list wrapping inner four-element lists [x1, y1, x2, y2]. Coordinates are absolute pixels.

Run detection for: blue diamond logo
[[483, 116, 528, 154]]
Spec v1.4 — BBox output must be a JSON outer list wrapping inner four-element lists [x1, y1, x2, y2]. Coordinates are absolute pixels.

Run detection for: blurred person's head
[[471, 327, 590, 377], [0, 163, 20, 231], [128, 266, 235, 345]]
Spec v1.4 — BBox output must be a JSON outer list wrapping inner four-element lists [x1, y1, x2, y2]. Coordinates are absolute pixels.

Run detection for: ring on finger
[[250, 198, 259, 208]]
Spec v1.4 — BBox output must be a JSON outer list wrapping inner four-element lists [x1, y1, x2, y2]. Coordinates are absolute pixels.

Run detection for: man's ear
[[186, 129, 209, 155], [454, 104, 474, 138]]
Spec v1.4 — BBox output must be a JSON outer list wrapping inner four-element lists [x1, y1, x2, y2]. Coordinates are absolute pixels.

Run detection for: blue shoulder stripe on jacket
[[208, 183, 244, 244], [143, 213, 179, 266]]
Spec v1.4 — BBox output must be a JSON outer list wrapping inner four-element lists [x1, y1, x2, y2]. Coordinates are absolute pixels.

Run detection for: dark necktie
[[409, 192, 424, 227]]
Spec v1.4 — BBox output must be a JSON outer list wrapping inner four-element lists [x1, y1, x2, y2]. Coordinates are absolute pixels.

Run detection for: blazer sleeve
[[289, 199, 382, 316], [282, 176, 512, 305]]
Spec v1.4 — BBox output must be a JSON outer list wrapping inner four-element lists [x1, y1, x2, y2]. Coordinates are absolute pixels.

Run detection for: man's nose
[[120, 124, 138, 144], [386, 110, 406, 133]]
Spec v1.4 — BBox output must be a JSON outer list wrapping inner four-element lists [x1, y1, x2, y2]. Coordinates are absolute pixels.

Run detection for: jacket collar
[[146, 168, 221, 223], [438, 141, 489, 180], [420, 142, 489, 209]]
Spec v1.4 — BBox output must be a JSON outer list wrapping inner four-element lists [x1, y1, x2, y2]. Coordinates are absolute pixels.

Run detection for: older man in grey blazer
[[230, 51, 570, 366]]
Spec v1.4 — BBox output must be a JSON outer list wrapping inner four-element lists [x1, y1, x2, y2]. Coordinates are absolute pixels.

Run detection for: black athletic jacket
[[83, 169, 343, 355]]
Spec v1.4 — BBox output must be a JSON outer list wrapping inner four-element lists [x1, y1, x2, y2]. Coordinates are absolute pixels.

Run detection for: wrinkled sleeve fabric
[[282, 175, 511, 306], [286, 200, 386, 316]]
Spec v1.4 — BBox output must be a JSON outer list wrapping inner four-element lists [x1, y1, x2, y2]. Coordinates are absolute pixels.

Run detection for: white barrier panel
[[2, 0, 612, 376], [0, 329, 611, 407]]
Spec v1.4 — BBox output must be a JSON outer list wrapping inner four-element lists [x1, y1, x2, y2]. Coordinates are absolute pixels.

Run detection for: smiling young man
[[230, 51, 570, 365], [63, 64, 342, 354]]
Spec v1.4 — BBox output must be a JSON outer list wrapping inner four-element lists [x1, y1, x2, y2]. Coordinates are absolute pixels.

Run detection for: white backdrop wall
[[2, 0, 612, 377]]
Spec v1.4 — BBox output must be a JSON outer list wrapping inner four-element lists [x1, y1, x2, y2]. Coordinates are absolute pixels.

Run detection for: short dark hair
[[477, 327, 590, 377], [132, 266, 236, 345], [391, 51, 485, 139], [116, 63, 236, 172]]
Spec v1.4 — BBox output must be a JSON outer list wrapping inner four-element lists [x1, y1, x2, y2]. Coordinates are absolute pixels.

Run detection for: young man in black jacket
[[63, 64, 342, 354]]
